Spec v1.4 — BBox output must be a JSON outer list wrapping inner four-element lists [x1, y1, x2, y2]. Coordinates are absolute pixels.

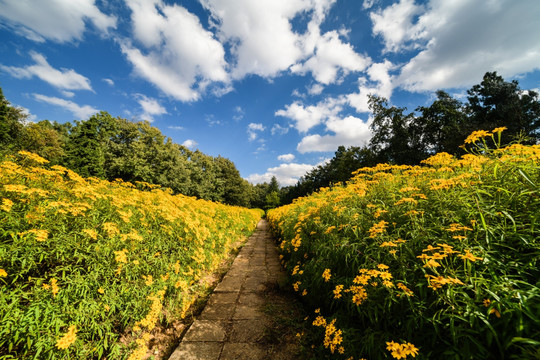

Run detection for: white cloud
[[308, 83, 324, 95], [33, 93, 98, 119], [278, 154, 295, 162], [363, 0, 379, 10], [1, 52, 92, 91], [136, 94, 167, 122], [61, 91, 75, 98], [122, 0, 228, 102], [246, 162, 317, 186], [233, 106, 244, 121], [182, 139, 198, 149], [103, 78, 114, 86], [347, 60, 395, 113], [372, 0, 540, 91], [247, 122, 265, 141], [201, 0, 315, 79], [292, 27, 371, 85], [275, 97, 344, 133], [297, 115, 372, 153], [0, 0, 116, 43], [370, 0, 424, 53], [168, 125, 184, 130], [271, 124, 290, 136]]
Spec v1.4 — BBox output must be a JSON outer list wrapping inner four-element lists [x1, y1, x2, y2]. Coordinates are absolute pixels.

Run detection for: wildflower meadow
[[0, 151, 262, 359], [268, 129, 540, 359]]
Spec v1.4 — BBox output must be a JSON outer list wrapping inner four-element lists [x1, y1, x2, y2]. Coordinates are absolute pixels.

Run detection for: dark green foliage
[[466, 71, 540, 144], [0, 87, 27, 152], [64, 111, 118, 178]]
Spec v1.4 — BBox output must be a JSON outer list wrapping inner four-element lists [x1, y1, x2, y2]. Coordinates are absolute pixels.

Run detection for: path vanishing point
[[169, 220, 303, 360]]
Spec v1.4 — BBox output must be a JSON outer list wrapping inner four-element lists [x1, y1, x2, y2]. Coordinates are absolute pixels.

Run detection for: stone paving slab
[[168, 219, 299, 360]]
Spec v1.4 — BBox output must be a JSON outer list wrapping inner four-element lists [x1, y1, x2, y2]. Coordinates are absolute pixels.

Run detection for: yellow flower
[[82, 229, 98, 240], [143, 275, 154, 286], [325, 226, 336, 234], [386, 341, 419, 359], [313, 315, 326, 327], [114, 249, 128, 263], [50, 279, 59, 297], [377, 263, 389, 270], [492, 126, 507, 133], [301, 289, 308, 296], [489, 308, 501, 318], [56, 325, 77, 350], [322, 268, 332, 282], [1, 198, 14, 212], [333, 284, 344, 299], [464, 130, 491, 144], [0, 269, 7, 277], [423, 259, 441, 268], [18, 150, 49, 164], [483, 299, 491, 307], [98, 287, 105, 294], [458, 250, 483, 262]]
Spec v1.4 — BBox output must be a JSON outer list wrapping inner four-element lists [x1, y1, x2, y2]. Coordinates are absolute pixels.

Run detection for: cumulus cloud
[[278, 154, 295, 162], [102, 78, 114, 86], [122, 0, 228, 102], [292, 27, 371, 85], [247, 122, 265, 141], [0, 0, 116, 42], [1, 52, 92, 91], [347, 60, 395, 113], [308, 83, 324, 95], [297, 115, 372, 153], [371, 0, 540, 91], [201, 0, 314, 79], [136, 94, 167, 122], [33, 94, 98, 119], [182, 139, 198, 149], [246, 162, 317, 186], [370, 0, 424, 53], [275, 97, 344, 133]]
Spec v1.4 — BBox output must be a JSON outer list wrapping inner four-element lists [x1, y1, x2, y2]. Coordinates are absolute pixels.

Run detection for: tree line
[[281, 72, 540, 203], [0, 87, 281, 209]]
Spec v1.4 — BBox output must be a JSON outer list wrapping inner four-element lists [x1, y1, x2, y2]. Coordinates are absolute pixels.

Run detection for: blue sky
[[1, 0, 539, 186]]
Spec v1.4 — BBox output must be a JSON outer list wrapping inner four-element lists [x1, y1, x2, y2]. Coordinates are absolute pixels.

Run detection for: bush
[[0, 151, 262, 359], [268, 129, 540, 359]]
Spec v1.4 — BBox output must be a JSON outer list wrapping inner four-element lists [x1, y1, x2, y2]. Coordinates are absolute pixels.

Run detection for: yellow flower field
[[268, 130, 540, 359], [0, 151, 262, 359]]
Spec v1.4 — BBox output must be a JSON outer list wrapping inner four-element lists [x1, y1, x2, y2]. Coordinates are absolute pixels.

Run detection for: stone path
[[169, 220, 302, 360]]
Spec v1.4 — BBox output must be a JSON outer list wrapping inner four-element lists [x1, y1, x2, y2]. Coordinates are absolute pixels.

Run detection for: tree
[[0, 87, 27, 151], [19, 120, 65, 163], [214, 156, 250, 207], [368, 95, 425, 165], [64, 111, 117, 178], [415, 90, 468, 155], [466, 71, 540, 144]]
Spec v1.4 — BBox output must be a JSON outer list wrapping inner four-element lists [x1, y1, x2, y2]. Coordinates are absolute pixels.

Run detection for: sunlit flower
[[56, 325, 77, 349], [464, 130, 491, 144], [0, 269, 7, 277], [458, 250, 483, 262], [1, 198, 14, 212]]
